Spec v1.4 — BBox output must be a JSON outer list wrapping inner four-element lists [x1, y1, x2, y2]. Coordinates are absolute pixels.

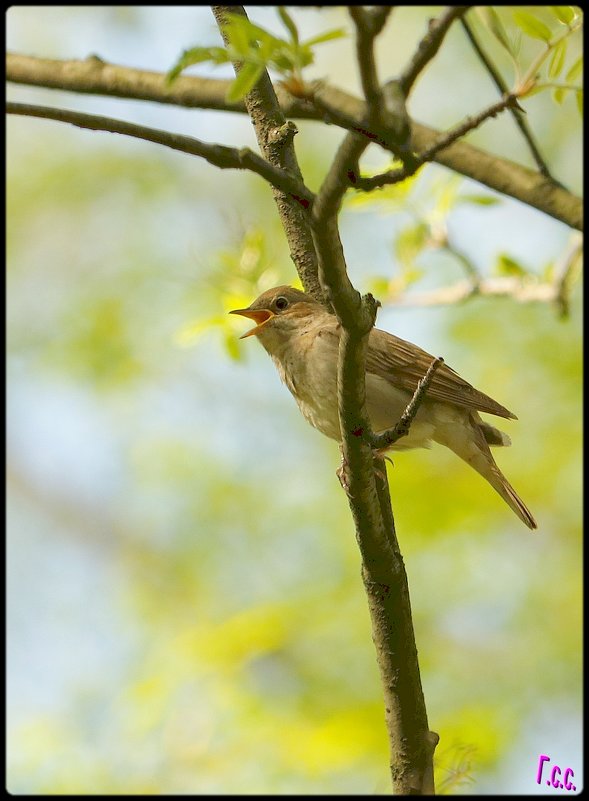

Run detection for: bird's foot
[[373, 450, 393, 482], [336, 446, 352, 495]]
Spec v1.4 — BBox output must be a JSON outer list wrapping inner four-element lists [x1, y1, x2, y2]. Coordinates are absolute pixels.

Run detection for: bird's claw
[[336, 447, 353, 495]]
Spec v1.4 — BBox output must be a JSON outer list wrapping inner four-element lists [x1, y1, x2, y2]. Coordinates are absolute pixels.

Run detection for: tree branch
[[6, 53, 582, 230], [460, 16, 557, 182], [312, 131, 375, 330], [397, 6, 470, 96], [367, 357, 444, 450], [211, 6, 322, 302], [348, 6, 392, 123], [311, 125, 437, 793], [383, 274, 581, 310], [354, 92, 521, 190], [5, 101, 314, 206]]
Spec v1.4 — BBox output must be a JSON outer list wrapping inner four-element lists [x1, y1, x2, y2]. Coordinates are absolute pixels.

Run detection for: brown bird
[[231, 286, 537, 529]]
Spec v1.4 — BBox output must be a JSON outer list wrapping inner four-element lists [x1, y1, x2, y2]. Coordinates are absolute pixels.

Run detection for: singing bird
[[231, 286, 537, 529]]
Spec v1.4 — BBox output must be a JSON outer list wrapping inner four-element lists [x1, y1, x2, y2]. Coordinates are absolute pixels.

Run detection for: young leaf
[[550, 6, 576, 24], [457, 194, 501, 206], [512, 10, 553, 42], [224, 329, 242, 361], [223, 12, 286, 50], [478, 7, 514, 54], [566, 54, 583, 82], [549, 39, 567, 78], [226, 62, 265, 102], [303, 28, 347, 47], [496, 253, 528, 277], [395, 222, 430, 267], [278, 6, 299, 46], [553, 86, 567, 104], [224, 19, 253, 56], [167, 46, 230, 82]]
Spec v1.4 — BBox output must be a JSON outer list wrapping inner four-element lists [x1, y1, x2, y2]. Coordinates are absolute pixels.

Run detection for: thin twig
[[368, 357, 444, 450], [6, 53, 583, 230], [6, 101, 314, 206], [312, 131, 376, 332], [211, 5, 322, 301], [460, 16, 558, 183], [398, 6, 470, 96], [348, 7, 392, 123], [354, 92, 519, 190]]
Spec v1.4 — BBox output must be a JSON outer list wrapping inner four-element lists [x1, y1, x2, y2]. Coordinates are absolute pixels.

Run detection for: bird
[[230, 285, 537, 529]]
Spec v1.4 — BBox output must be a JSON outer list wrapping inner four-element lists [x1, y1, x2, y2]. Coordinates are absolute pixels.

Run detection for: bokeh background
[[7, 6, 582, 794]]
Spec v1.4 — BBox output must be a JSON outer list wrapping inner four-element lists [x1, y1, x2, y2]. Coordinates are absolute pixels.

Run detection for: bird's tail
[[436, 417, 537, 530], [481, 461, 538, 530]]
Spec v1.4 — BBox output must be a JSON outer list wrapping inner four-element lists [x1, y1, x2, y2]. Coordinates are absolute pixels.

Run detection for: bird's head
[[230, 285, 323, 350]]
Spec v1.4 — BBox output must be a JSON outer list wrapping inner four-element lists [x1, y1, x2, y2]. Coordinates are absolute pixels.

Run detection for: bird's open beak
[[229, 307, 275, 338]]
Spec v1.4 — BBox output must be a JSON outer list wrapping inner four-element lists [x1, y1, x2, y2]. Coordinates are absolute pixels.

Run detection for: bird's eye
[[275, 296, 289, 311]]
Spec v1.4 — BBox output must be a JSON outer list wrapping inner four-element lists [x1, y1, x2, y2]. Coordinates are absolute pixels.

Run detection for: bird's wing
[[366, 327, 517, 420]]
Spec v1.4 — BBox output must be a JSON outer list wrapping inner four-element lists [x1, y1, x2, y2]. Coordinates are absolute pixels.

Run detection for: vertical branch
[[312, 129, 437, 793], [215, 6, 438, 792], [211, 5, 323, 302]]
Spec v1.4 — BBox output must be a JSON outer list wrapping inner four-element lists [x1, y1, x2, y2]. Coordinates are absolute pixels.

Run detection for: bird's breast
[[271, 327, 341, 441], [270, 328, 436, 450]]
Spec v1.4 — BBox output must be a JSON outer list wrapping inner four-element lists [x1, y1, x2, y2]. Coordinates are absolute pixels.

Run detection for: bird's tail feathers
[[437, 422, 537, 530], [483, 463, 537, 530]]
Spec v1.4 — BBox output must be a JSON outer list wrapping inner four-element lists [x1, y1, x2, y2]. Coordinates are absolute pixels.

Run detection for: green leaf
[[575, 88, 583, 116], [526, 83, 549, 97], [367, 276, 392, 298], [457, 194, 501, 206], [478, 8, 515, 55], [167, 46, 229, 82], [174, 315, 227, 346], [403, 267, 425, 286], [303, 28, 347, 47], [223, 12, 286, 50], [495, 253, 528, 277], [433, 174, 462, 216], [224, 19, 253, 56], [509, 30, 523, 59], [550, 6, 576, 24], [512, 10, 553, 41], [224, 329, 242, 361], [549, 39, 568, 78], [226, 62, 265, 102], [542, 261, 555, 281], [553, 86, 567, 104], [278, 6, 299, 45], [566, 54, 583, 82], [395, 222, 430, 267], [270, 49, 298, 72]]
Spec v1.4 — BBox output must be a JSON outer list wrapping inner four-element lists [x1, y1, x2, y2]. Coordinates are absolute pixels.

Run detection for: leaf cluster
[[167, 8, 345, 102], [476, 6, 583, 113]]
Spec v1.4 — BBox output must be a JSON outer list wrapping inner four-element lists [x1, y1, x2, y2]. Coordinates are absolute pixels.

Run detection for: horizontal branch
[[6, 101, 314, 207], [6, 53, 583, 230], [385, 273, 580, 310], [354, 92, 520, 190]]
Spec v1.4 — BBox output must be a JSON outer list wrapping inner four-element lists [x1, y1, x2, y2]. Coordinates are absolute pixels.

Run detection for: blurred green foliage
[[7, 6, 582, 795], [167, 7, 346, 99]]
